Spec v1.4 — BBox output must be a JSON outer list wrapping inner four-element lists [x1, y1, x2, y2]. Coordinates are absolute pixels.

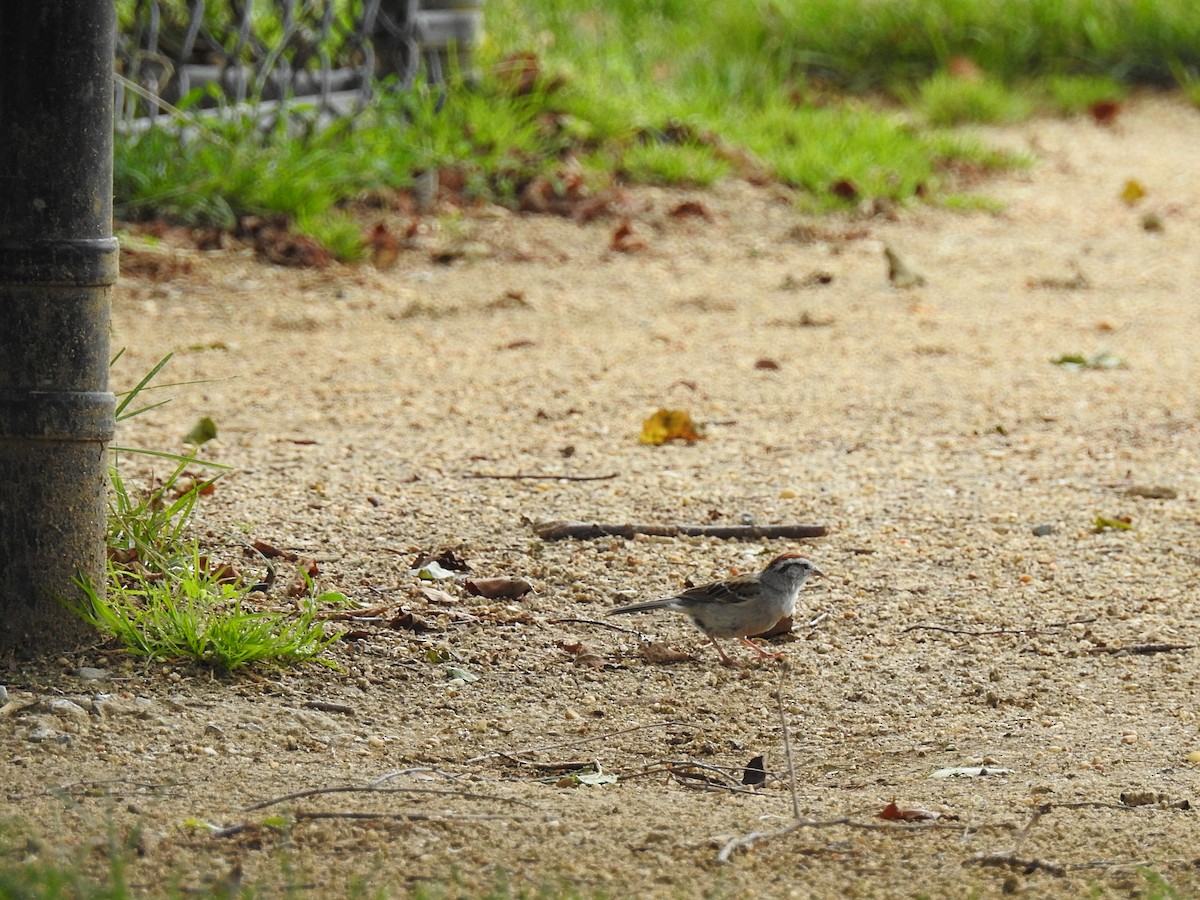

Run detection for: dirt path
[[3, 94, 1200, 898]]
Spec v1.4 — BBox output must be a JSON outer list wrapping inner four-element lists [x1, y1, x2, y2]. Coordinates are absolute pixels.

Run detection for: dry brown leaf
[[668, 200, 713, 220], [1090, 99, 1122, 126], [390, 610, 437, 633], [465, 577, 534, 600], [610, 220, 647, 253], [946, 56, 984, 82], [365, 221, 402, 270], [419, 586, 459, 606], [639, 642, 693, 664], [250, 539, 293, 560]]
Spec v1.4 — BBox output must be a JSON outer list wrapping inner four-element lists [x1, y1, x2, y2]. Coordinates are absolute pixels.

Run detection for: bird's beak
[[811, 566, 826, 579]]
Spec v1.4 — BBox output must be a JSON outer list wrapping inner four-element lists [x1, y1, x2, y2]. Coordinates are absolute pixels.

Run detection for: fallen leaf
[[411, 561, 461, 581], [419, 586, 459, 606], [752, 615, 793, 639], [876, 800, 941, 822], [390, 611, 436, 633], [830, 179, 859, 202], [1090, 99, 1122, 126], [884, 245, 926, 289], [250, 539, 293, 560], [411, 550, 472, 573], [365, 221, 401, 269], [946, 56, 984, 82], [183, 416, 218, 446], [493, 50, 543, 96], [639, 408, 705, 445], [464, 577, 534, 600], [610, 219, 647, 253], [742, 754, 768, 788], [668, 200, 713, 220], [1050, 351, 1122, 370], [1093, 515, 1134, 532], [486, 289, 531, 310], [1120, 179, 1146, 205], [639, 642, 694, 664]]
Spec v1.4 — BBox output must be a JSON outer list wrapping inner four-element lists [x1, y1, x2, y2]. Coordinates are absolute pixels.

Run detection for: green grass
[[65, 354, 345, 673], [113, 0, 1200, 256]]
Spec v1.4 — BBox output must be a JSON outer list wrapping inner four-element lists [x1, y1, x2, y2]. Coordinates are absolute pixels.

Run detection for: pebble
[[47, 698, 89, 721], [0, 685, 7, 705], [28, 726, 62, 743], [76, 667, 110, 681]]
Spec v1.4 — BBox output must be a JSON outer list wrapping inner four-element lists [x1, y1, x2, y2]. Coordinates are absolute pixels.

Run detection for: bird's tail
[[607, 598, 675, 616]]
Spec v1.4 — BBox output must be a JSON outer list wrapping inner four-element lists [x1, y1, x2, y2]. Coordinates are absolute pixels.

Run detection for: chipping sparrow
[[607, 553, 824, 666]]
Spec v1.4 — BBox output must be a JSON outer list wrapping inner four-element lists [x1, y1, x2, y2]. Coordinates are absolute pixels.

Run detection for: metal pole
[[0, 2, 117, 655]]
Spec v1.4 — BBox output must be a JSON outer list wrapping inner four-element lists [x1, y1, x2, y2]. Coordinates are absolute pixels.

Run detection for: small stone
[[76, 667, 110, 681], [1187, 749, 1200, 764], [0, 685, 7, 705], [28, 726, 60, 743], [47, 699, 89, 721], [1032, 524, 1054, 537], [1121, 731, 1139, 744]]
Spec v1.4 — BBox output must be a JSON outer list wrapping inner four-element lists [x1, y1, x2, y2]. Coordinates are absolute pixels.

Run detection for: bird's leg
[[707, 637, 742, 668], [740, 636, 785, 660]]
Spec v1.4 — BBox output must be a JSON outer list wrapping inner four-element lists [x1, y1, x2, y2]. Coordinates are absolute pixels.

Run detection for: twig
[[967, 853, 1066, 877], [717, 816, 1019, 864], [303, 700, 355, 715], [466, 721, 693, 764], [496, 754, 599, 773], [1088, 643, 1194, 656], [901, 617, 1095, 637], [549, 616, 648, 637], [294, 811, 529, 824], [244, 784, 534, 813], [466, 472, 618, 482], [532, 520, 827, 542], [777, 663, 800, 820], [668, 771, 766, 796]]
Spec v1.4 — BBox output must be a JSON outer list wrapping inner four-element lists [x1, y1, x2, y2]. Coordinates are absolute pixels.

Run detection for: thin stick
[[1088, 643, 1193, 656], [466, 472, 619, 482], [294, 811, 529, 824], [465, 720, 693, 764], [548, 617, 647, 637], [777, 663, 801, 820], [533, 520, 827, 542], [244, 784, 534, 812], [901, 618, 1095, 637], [717, 816, 1019, 864]]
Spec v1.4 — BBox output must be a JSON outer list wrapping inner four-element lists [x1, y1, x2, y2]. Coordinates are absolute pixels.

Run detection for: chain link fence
[[114, 0, 481, 129]]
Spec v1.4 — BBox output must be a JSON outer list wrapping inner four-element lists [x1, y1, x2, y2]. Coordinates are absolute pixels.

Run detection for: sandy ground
[[3, 94, 1200, 898]]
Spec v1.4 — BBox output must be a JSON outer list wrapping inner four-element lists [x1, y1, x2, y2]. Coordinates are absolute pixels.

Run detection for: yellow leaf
[[1120, 179, 1146, 206], [639, 408, 704, 445]]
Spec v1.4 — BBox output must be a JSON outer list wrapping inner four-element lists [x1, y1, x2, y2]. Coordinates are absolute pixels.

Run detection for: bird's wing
[[674, 575, 757, 608]]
